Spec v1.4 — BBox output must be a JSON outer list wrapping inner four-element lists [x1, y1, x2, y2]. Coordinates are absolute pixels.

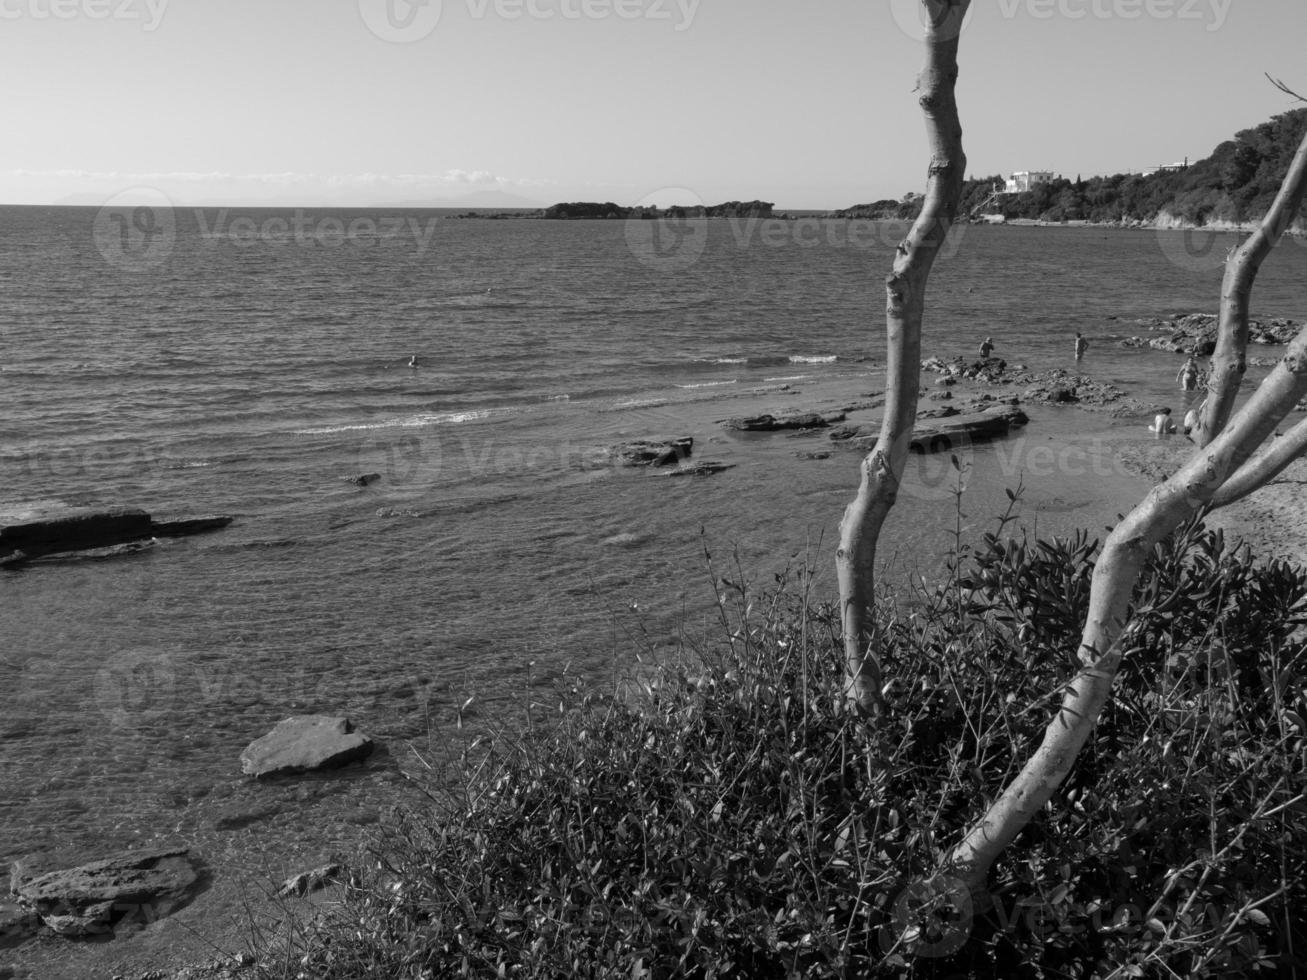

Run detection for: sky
[[4, 0, 1307, 210]]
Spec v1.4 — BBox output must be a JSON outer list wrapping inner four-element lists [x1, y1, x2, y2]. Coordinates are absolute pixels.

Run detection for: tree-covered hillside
[[835, 108, 1307, 226]]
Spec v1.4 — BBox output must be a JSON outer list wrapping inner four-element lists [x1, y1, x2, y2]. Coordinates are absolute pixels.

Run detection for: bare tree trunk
[[1194, 128, 1307, 447], [836, 0, 969, 714], [1209, 412, 1307, 508], [948, 325, 1307, 890]]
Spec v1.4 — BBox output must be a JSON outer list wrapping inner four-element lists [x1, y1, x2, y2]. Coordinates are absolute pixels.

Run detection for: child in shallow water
[[1150, 407, 1177, 438]]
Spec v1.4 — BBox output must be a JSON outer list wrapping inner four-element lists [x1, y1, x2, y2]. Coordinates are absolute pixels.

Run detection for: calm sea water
[[2, 206, 1304, 908]]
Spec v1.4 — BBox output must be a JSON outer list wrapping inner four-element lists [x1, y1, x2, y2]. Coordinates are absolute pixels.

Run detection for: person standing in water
[[408, 354, 419, 368], [979, 336, 995, 359], [1177, 356, 1200, 392], [1074, 332, 1088, 359]]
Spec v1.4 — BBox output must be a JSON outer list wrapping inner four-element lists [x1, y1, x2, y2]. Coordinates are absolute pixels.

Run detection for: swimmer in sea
[[979, 336, 995, 359], [408, 354, 418, 368], [1074, 332, 1088, 359]]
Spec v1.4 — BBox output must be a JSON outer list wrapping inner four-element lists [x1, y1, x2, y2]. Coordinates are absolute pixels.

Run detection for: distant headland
[[455, 107, 1307, 232]]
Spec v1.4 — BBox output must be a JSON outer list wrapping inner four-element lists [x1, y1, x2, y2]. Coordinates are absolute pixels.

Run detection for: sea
[[1, 205, 1304, 972]]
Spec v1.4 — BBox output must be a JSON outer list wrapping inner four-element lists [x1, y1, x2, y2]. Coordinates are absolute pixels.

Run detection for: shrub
[[259, 519, 1307, 979]]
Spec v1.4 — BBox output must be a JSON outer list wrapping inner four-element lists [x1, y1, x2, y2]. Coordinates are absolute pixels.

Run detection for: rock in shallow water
[[9, 847, 199, 937], [240, 715, 374, 779]]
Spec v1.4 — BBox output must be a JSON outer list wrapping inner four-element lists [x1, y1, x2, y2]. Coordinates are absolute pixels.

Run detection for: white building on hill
[[1004, 171, 1055, 194]]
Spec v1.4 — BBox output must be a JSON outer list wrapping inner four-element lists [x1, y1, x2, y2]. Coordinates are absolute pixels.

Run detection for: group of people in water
[[976, 334, 1209, 442], [1153, 354, 1208, 439]]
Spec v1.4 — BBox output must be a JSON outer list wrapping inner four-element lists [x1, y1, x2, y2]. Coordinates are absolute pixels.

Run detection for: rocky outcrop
[[1020, 370, 1124, 406], [1121, 313, 1303, 355], [613, 438, 694, 467], [722, 411, 845, 432], [9, 847, 200, 937], [240, 716, 374, 780], [0, 509, 233, 566], [921, 356, 1010, 384]]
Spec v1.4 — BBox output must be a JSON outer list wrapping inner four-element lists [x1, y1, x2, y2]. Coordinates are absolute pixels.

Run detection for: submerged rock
[[9, 847, 200, 937], [240, 716, 374, 779], [613, 437, 694, 467], [722, 411, 845, 432], [663, 461, 737, 478]]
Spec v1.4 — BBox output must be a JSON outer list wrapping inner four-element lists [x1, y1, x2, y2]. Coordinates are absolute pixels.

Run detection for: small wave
[[610, 398, 669, 411], [764, 375, 809, 382], [294, 409, 498, 436], [544, 394, 571, 402], [790, 355, 838, 364], [676, 380, 737, 390]]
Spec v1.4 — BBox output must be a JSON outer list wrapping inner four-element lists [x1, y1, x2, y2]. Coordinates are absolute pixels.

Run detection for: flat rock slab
[[0, 509, 233, 564], [241, 715, 374, 779], [10, 847, 199, 937], [831, 405, 1029, 455], [722, 411, 845, 432]]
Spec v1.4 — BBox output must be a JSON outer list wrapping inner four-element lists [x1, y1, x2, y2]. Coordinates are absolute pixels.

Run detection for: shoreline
[[6, 364, 1305, 980]]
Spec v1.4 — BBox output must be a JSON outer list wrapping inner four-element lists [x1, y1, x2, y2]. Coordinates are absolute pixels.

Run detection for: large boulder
[[9, 847, 200, 937], [240, 716, 374, 780]]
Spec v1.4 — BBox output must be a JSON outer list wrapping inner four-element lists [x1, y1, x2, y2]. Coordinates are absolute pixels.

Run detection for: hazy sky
[[4, 0, 1307, 209]]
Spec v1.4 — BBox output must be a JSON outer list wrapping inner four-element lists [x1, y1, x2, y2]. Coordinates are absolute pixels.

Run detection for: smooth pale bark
[[947, 327, 1307, 890], [1195, 128, 1307, 447], [836, 0, 969, 714], [1209, 412, 1307, 508]]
